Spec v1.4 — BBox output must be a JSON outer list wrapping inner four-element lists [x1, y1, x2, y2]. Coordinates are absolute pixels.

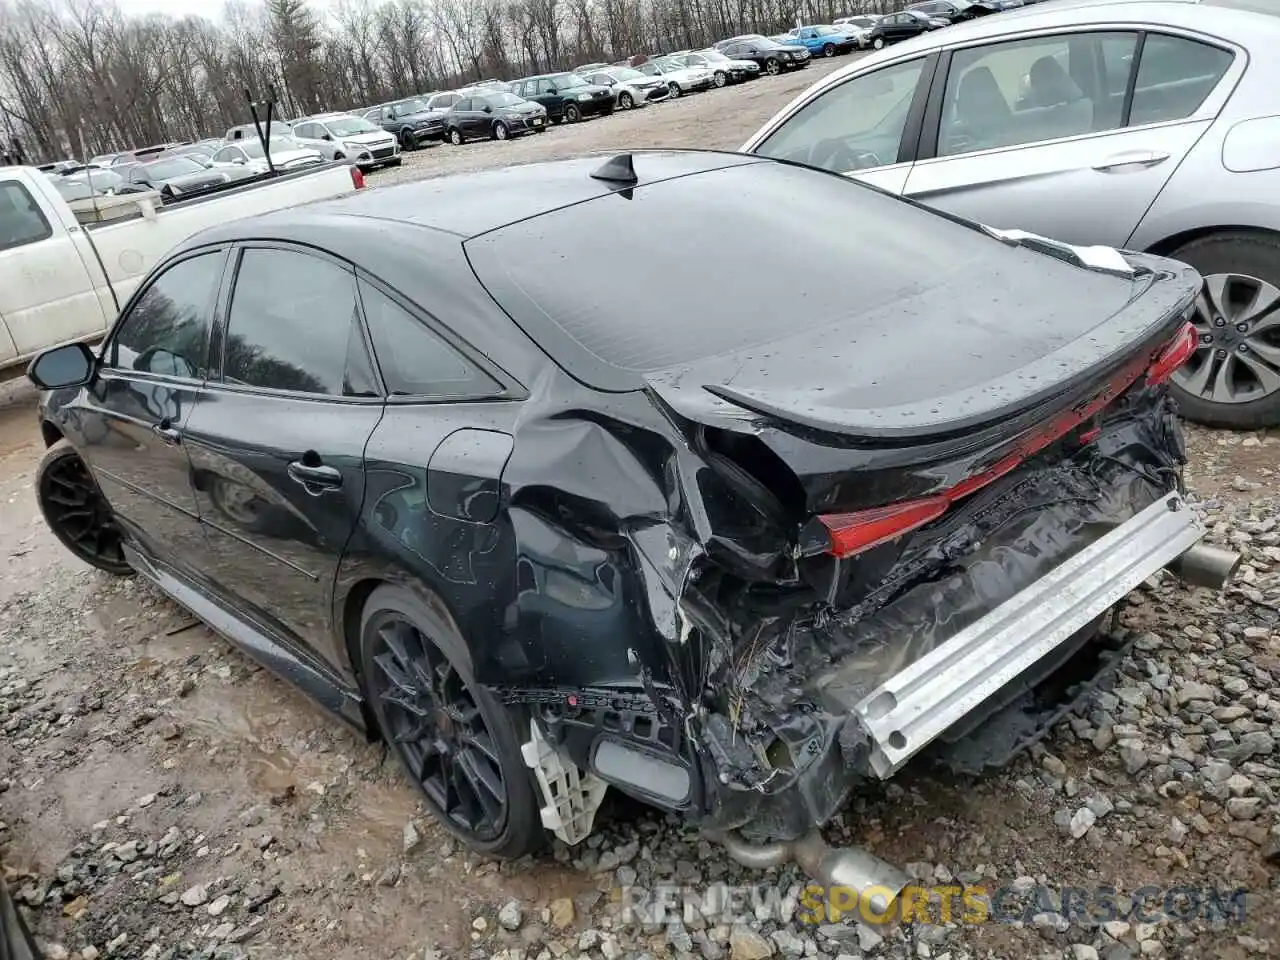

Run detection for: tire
[[334, 152, 345, 161], [872, 36, 885, 49], [359, 585, 544, 858], [618, 91, 634, 109], [713, 71, 727, 87], [448, 127, 464, 145], [37, 440, 132, 576], [668, 82, 682, 98], [399, 129, 416, 150], [765, 58, 782, 75], [1166, 231, 1280, 429], [564, 103, 582, 122], [492, 120, 509, 140], [822, 43, 835, 57]]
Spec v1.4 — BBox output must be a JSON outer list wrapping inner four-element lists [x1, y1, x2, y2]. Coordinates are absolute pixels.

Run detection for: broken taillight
[[1145, 321, 1197, 386], [819, 497, 950, 559], [350, 166, 367, 190], [817, 320, 1196, 560]]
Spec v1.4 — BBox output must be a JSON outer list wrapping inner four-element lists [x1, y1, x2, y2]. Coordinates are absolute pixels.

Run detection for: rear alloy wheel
[[822, 43, 835, 56], [564, 103, 582, 122], [668, 82, 683, 98], [618, 91, 634, 109], [448, 127, 464, 145], [765, 58, 782, 75], [1168, 232, 1280, 429], [360, 586, 542, 858], [399, 129, 417, 151], [37, 440, 132, 576], [872, 36, 885, 49], [713, 71, 727, 87], [492, 120, 509, 140]]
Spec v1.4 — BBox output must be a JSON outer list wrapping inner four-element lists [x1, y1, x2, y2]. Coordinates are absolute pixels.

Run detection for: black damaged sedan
[[28, 151, 1233, 885]]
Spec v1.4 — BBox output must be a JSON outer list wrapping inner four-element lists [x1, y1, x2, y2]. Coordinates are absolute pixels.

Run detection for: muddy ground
[[3, 56, 1280, 960]]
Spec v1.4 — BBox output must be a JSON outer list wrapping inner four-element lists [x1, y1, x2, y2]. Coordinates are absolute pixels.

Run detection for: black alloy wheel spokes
[[41, 455, 125, 566], [372, 617, 507, 840]]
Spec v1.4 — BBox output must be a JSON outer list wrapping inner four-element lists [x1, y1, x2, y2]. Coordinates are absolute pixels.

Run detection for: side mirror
[[322, 133, 332, 141], [234, 158, 246, 165], [28, 342, 95, 390], [483, 104, 493, 113], [547, 86, 558, 94]]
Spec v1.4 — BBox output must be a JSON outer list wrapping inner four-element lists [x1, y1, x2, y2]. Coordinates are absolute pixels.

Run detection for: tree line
[[0, 0, 891, 162]]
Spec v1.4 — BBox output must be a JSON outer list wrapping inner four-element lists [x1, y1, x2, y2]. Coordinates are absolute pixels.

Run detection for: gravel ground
[[3, 55, 1280, 960]]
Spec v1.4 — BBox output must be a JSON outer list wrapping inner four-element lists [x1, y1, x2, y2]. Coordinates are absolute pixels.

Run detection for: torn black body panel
[[476, 364, 1186, 839], [685, 391, 1184, 838]]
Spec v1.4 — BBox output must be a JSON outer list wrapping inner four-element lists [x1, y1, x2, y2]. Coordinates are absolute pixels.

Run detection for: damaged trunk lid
[[643, 241, 1197, 443]]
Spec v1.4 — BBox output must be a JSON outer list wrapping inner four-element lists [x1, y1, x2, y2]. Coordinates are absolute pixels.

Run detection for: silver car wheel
[[1173, 272, 1280, 404]]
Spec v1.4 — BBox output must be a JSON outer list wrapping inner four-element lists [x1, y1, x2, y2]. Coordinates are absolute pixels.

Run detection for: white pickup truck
[[0, 162, 365, 380]]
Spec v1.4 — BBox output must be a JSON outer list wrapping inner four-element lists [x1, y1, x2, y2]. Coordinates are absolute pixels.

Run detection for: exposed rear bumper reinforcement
[[853, 492, 1205, 779]]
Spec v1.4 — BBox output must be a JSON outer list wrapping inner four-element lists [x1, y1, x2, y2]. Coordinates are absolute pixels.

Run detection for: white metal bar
[[854, 493, 1203, 778]]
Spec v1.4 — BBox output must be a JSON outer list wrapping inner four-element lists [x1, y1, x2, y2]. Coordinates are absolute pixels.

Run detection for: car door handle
[[287, 460, 343, 492], [152, 422, 182, 445], [1092, 150, 1170, 172]]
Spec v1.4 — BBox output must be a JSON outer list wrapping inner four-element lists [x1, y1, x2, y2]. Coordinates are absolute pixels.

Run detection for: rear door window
[[0, 181, 52, 252], [1129, 33, 1233, 125], [221, 247, 377, 397], [360, 282, 498, 397], [937, 32, 1138, 157]]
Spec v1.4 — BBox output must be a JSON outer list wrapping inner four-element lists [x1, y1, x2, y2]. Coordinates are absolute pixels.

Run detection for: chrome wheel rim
[[370, 614, 507, 841], [1173, 272, 1280, 405]]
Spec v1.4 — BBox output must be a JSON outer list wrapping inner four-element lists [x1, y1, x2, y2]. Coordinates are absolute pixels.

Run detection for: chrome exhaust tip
[[1165, 542, 1241, 591], [710, 829, 910, 920]]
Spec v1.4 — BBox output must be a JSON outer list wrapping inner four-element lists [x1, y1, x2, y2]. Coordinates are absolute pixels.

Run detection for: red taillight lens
[[819, 496, 949, 559], [350, 165, 366, 190], [815, 321, 1195, 560], [1146, 321, 1197, 386]]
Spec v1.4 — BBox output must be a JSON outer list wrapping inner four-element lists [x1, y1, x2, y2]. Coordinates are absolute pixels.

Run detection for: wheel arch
[[40, 419, 64, 448], [1144, 224, 1280, 259], [336, 570, 475, 738]]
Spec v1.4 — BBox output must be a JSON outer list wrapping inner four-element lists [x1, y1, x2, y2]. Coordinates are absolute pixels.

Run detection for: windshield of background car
[[549, 73, 589, 88], [701, 51, 730, 62], [638, 62, 667, 74], [395, 99, 429, 115], [814, 26, 838, 34], [241, 137, 300, 159], [328, 116, 381, 136], [759, 39, 790, 49], [612, 67, 647, 80], [488, 92, 525, 107], [144, 157, 205, 179], [465, 160, 1133, 391]]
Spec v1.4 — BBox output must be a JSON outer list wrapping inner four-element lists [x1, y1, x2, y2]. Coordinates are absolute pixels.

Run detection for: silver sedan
[[743, 0, 1280, 429]]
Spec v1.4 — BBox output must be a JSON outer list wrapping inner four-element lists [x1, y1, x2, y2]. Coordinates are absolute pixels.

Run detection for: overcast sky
[[112, 0, 332, 21]]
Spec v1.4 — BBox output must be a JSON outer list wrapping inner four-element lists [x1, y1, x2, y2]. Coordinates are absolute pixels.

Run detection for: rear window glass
[[466, 161, 1132, 390]]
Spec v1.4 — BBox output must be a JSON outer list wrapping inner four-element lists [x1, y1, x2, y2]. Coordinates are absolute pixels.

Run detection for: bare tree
[[0, 0, 842, 162]]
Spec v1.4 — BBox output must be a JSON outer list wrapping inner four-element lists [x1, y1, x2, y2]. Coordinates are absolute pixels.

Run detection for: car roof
[[184, 151, 760, 244], [801, 0, 1272, 83]]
